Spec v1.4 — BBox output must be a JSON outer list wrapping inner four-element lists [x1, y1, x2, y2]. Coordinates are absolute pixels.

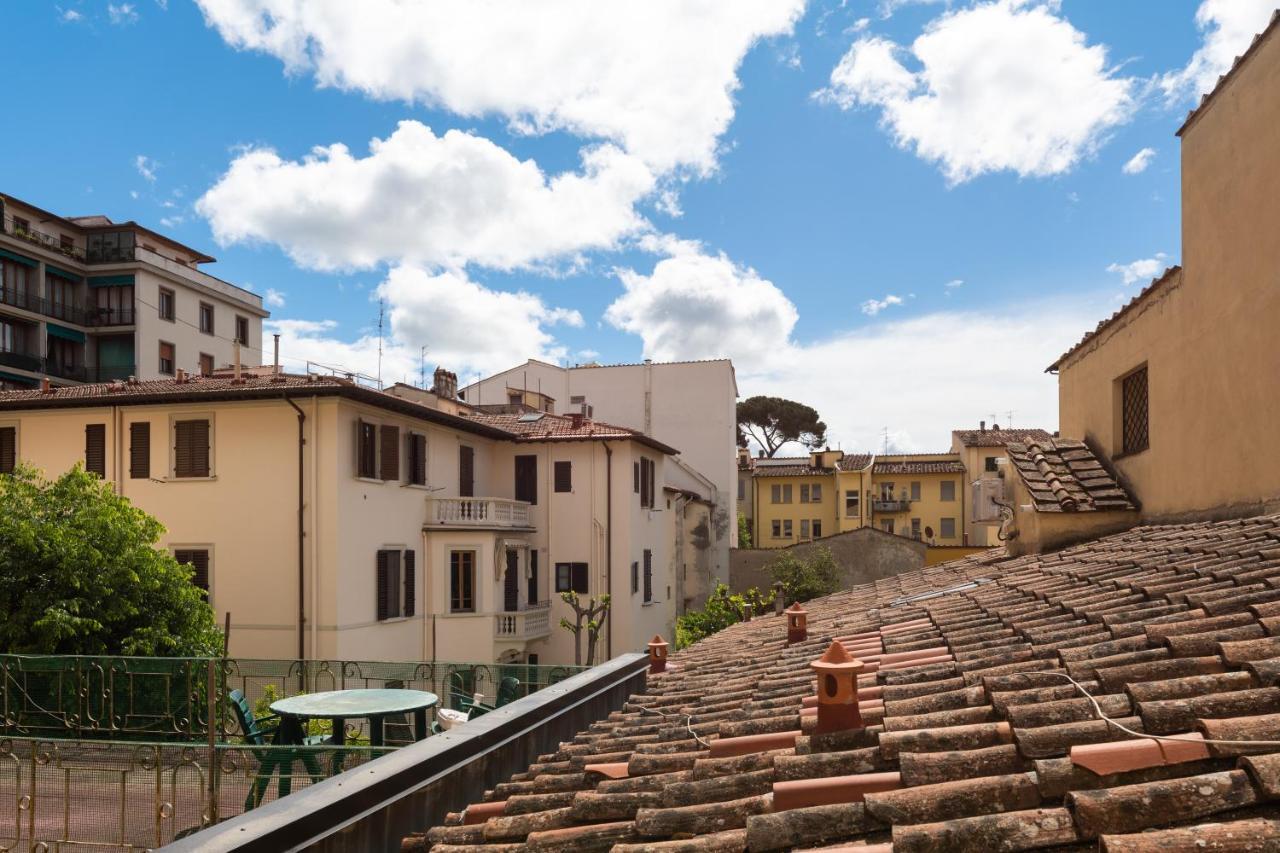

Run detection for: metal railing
[[873, 498, 912, 513], [91, 364, 137, 382], [0, 349, 42, 373], [2, 215, 85, 262], [427, 496, 533, 528], [493, 601, 552, 640], [84, 305, 136, 327], [43, 359, 87, 382]]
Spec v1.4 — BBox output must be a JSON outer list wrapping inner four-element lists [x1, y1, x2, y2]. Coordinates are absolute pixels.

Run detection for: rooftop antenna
[[419, 346, 427, 389], [376, 298, 384, 389], [1005, 409, 1015, 427], [881, 427, 890, 454]]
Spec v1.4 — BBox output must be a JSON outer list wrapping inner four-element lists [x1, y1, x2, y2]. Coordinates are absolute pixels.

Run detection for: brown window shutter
[[176, 549, 210, 592], [357, 420, 377, 478], [554, 460, 572, 493], [633, 461, 640, 493], [85, 424, 106, 478], [175, 420, 210, 478], [380, 424, 400, 480], [376, 550, 390, 621], [643, 549, 653, 602], [129, 422, 150, 479], [648, 458, 656, 507], [515, 455, 537, 504], [459, 446, 475, 497], [0, 426, 14, 474], [403, 550, 415, 617], [408, 433, 427, 485]]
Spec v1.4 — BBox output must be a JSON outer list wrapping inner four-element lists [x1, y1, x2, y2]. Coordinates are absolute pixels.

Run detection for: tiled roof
[[953, 428, 1054, 448], [1048, 266, 1182, 372], [1007, 438, 1138, 513], [463, 411, 678, 454], [1177, 9, 1280, 137], [752, 465, 830, 478], [410, 512, 1280, 852], [838, 453, 873, 471], [873, 460, 967, 475]]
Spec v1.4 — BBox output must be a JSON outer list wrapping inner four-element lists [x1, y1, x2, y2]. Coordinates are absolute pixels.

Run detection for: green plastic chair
[[228, 689, 326, 809]]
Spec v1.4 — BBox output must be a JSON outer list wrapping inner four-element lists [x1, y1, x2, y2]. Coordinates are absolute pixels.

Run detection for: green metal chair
[[228, 689, 326, 809]]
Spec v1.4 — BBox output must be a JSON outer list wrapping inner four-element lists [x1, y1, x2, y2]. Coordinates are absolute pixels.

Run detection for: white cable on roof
[[628, 703, 714, 750]]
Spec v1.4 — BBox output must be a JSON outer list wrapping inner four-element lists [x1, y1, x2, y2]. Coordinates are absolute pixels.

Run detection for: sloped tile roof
[[1048, 266, 1182, 372], [953, 427, 1054, 448], [1007, 437, 1138, 513], [462, 411, 678, 454], [873, 459, 967, 475], [409, 512, 1280, 851], [838, 453, 873, 472]]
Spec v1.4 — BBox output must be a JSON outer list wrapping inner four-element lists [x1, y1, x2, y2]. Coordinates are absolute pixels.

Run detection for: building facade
[[1050, 14, 1280, 524], [0, 193, 266, 390], [950, 423, 1054, 546], [0, 371, 677, 667], [459, 358, 738, 607]]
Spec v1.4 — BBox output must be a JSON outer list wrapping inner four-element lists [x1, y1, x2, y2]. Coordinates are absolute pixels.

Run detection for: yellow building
[[865, 454, 967, 545], [950, 423, 1053, 546], [749, 449, 848, 548]]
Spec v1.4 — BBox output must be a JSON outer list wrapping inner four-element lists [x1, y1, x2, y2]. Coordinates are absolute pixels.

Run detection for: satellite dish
[[925, 526, 934, 539]]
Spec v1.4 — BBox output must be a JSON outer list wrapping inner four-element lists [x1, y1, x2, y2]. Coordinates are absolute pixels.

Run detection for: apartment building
[[1049, 13, 1280, 526], [0, 368, 677, 666], [950, 423, 1053, 546], [0, 193, 266, 390], [460, 358, 738, 607]]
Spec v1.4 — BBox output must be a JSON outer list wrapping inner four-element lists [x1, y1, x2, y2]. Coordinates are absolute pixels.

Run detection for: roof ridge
[[1047, 265, 1182, 372]]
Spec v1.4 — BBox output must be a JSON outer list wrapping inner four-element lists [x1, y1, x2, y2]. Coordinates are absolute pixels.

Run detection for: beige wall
[[1005, 469, 1139, 555], [1057, 26, 1280, 521], [133, 267, 263, 380]]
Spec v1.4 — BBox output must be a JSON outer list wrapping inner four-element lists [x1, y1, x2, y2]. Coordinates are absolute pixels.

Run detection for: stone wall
[[729, 527, 930, 593]]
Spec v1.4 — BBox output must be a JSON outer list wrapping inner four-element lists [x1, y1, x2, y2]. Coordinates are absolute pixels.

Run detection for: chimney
[[980, 420, 986, 432], [648, 635, 669, 674], [992, 423, 1000, 431], [233, 342, 243, 384], [811, 640, 866, 734], [569, 412, 584, 429], [176, 368, 186, 384], [273, 333, 281, 377], [785, 602, 808, 645], [773, 582, 786, 616], [40, 377, 52, 394], [431, 367, 458, 399]]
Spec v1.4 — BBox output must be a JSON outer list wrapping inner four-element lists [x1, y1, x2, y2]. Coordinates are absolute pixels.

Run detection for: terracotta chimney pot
[[811, 640, 866, 734], [647, 635, 669, 674], [785, 602, 808, 645], [773, 582, 785, 616]]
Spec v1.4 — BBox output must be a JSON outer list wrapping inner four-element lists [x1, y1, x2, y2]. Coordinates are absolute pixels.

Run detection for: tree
[[559, 591, 611, 666], [0, 465, 221, 656], [674, 583, 775, 649], [737, 396, 828, 457], [767, 546, 842, 604], [737, 511, 752, 549]]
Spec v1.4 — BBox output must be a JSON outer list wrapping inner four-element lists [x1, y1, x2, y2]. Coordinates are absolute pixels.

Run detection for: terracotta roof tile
[[1006, 438, 1138, 513], [951, 427, 1054, 448]]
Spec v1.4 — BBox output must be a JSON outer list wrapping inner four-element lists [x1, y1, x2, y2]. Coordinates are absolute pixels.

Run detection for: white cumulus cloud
[[1122, 147, 1156, 175], [193, 0, 805, 174], [196, 121, 655, 273], [861, 294, 904, 315], [604, 246, 798, 372], [264, 288, 286, 308], [1106, 253, 1168, 285], [1160, 0, 1277, 102], [819, 0, 1136, 184], [135, 155, 158, 183], [108, 3, 138, 24]]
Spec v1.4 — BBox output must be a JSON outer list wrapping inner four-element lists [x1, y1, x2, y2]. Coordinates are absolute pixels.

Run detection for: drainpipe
[[284, 395, 307, 662], [604, 442, 613, 660]]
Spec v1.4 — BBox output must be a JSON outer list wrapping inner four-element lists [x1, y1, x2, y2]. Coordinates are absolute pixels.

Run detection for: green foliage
[[0, 464, 220, 656], [736, 395, 828, 457], [767, 545, 843, 604], [737, 511, 752, 549], [674, 583, 774, 649]]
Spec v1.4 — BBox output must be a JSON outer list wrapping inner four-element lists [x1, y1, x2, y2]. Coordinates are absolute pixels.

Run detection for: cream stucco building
[[0, 192, 266, 390], [460, 358, 738, 608], [0, 369, 678, 667]]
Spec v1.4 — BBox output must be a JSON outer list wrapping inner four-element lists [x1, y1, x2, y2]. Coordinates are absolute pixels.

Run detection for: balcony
[[873, 499, 912, 513], [426, 497, 533, 529], [494, 602, 552, 641], [83, 306, 135, 327], [0, 350, 41, 373], [0, 287, 97, 326], [91, 364, 137, 382], [2, 216, 85, 263], [44, 359, 87, 382]]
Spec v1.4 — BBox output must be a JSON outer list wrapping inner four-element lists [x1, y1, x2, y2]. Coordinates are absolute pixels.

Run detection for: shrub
[[767, 545, 842, 604]]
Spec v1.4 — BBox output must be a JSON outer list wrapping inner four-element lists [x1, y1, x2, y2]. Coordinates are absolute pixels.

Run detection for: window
[[174, 419, 211, 478], [357, 420, 378, 479], [85, 424, 106, 478], [407, 433, 427, 485], [158, 288, 175, 321], [985, 456, 1000, 473], [844, 490, 860, 518], [911, 518, 921, 540], [555, 562, 589, 594], [199, 354, 214, 377], [810, 483, 822, 503], [174, 549, 210, 593], [941, 480, 956, 501], [800, 519, 810, 539], [59, 234, 73, 251], [940, 518, 957, 539], [812, 520, 822, 538], [129, 422, 150, 479], [642, 549, 653, 603], [633, 461, 640, 493], [379, 424, 400, 481], [12, 216, 29, 234], [235, 315, 250, 346], [459, 445, 475, 496], [554, 460, 572, 493], [910, 481, 921, 501], [800, 484, 810, 503], [528, 551, 539, 604], [882, 519, 895, 534], [0, 320, 22, 354], [879, 482, 895, 500], [377, 548, 416, 619], [0, 425, 17, 474], [770, 483, 792, 504], [783, 520, 793, 538], [631, 560, 639, 594], [448, 550, 474, 613], [199, 302, 214, 334], [639, 456, 656, 508], [738, 479, 745, 501], [1121, 365, 1149, 455], [515, 454, 538, 504], [158, 341, 175, 375]]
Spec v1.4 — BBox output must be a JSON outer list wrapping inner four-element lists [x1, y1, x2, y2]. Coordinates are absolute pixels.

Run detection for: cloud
[[944, 279, 963, 288], [135, 155, 158, 183], [108, 3, 138, 24], [264, 288, 286, 308], [196, 121, 655, 273], [861, 294, 904, 315], [1106, 253, 1168, 285], [1160, 0, 1277, 102], [193, 0, 805, 174], [604, 246, 798, 372], [268, 266, 584, 382], [59, 7, 83, 22], [818, 0, 1136, 184], [1122, 147, 1156, 175]]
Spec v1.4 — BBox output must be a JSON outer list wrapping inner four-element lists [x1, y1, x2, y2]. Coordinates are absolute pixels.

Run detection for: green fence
[[0, 655, 584, 741]]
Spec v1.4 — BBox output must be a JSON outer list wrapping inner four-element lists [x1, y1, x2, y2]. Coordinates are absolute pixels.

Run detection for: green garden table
[[270, 688, 439, 746]]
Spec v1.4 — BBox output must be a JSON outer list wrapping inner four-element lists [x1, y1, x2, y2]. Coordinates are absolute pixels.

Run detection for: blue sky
[[5, 0, 1274, 450]]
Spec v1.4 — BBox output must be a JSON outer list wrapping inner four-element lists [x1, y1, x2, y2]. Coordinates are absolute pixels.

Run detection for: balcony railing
[[873, 499, 912, 513], [84, 305, 136, 327], [494, 602, 551, 641], [44, 359, 87, 382], [0, 286, 98, 326], [427, 497, 533, 528], [91, 364, 137, 382], [0, 349, 42, 373], [2, 215, 85, 262]]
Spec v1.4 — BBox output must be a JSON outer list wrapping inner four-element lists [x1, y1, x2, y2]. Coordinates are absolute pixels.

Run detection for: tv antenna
[[376, 298, 385, 389]]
